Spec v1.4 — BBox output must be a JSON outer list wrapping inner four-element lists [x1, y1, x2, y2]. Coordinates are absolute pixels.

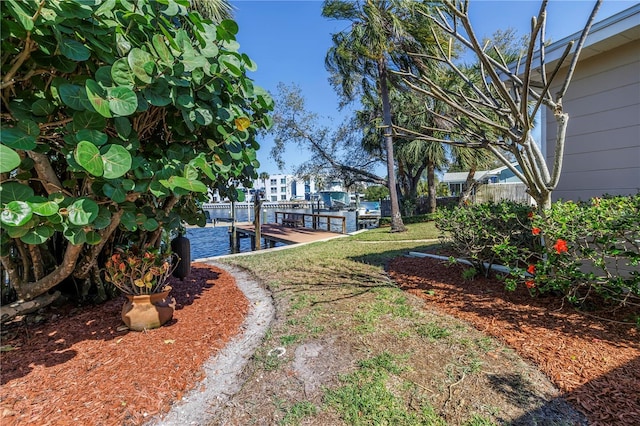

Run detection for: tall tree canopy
[[322, 0, 429, 232], [0, 0, 272, 320]]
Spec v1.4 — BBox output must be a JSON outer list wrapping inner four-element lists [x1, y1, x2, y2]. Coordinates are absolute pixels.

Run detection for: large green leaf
[[152, 34, 174, 65], [0, 145, 21, 173], [63, 226, 86, 245], [219, 19, 239, 36], [67, 198, 99, 225], [120, 211, 138, 231], [101, 144, 132, 179], [143, 85, 172, 107], [85, 79, 112, 117], [102, 183, 126, 203], [76, 129, 108, 146], [111, 58, 135, 86], [85, 230, 102, 245], [1, 201, 33, 226], [59, 84, 86, 111], [195, 107, 213, 126], [20, 225, 55, 245], [108, 87, 138, 116], [219, 54, 242, 77], [0, 182, 34, 204], [74, 141, 104, 176], [114, 117, 132, 139], [93, 206, 112, 230], [32, 99, 56, 116], [142, 217, 159, 231], [168, 176, 208, 193], [127, 48, 155, 83], [0, 127, 37, 150], [51, 55, 78, 73], [29, 199, 60, 216], [60, 38, 91, 61], [73, 111, 106, 130]]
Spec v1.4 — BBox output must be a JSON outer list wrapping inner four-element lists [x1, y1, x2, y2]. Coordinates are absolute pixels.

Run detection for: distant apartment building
[[251, 174, 319, 202], [207, 174, 322, 203]]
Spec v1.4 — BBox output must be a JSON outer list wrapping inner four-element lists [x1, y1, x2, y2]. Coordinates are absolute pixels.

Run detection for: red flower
[[553, 239, 568, 254], [532, 227, 541, 235], [527, 264, 536, 275], [525, 280, 535, 289], [527, 211, 534, 219]]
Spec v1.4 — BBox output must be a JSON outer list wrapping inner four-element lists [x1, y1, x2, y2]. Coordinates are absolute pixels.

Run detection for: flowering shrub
[[436, 201, 539, 275], [437, 195, 640, 308], [104, 246, 177, 295]]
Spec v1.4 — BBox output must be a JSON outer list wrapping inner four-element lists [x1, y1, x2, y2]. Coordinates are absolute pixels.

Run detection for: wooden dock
[[235, 223, 344, 246]]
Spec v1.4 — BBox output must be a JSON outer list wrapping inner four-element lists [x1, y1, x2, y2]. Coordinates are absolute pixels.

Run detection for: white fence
[[473, 183, 535, 205]]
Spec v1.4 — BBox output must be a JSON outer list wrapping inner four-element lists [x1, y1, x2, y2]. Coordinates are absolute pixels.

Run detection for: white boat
[[316, 191, 351, 210]]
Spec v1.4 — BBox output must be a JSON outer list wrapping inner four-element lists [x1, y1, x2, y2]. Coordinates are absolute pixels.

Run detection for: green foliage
[[436, 201, 538, 275], [0, 0, 273, 303], [363, 185, 389, 201], [438, 195, 640, 308]]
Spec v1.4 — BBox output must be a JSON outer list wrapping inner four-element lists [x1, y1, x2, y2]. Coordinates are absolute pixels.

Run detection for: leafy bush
[[437, 195, 640, 308], [436, 201, 538, 274], [0, 0, 273, 313]]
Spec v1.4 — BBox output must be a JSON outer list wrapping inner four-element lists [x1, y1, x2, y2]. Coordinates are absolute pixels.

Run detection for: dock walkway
[[235, 223, 344, 246]]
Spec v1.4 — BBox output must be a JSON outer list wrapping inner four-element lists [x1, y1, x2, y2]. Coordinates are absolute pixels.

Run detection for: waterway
[[187, 203, 380, 259]]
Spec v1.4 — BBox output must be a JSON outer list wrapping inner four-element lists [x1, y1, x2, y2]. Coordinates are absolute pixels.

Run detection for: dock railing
[[274, 211, 347, 234]]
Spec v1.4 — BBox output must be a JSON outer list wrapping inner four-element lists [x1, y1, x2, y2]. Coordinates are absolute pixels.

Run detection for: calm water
[[186, 204, 379, 259]]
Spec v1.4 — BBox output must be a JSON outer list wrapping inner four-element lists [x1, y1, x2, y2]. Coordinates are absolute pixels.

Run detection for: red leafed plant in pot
[[104, 246, 178, 331]]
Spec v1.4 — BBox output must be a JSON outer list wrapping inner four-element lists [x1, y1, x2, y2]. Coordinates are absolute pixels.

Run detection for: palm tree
[[189, 0, 234, 22], [323, 0, 424, 232], [258, 172, 270, 199]]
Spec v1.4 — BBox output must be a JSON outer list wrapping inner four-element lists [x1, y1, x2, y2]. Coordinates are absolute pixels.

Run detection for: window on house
[[271, 187, 277, 194], [271, 195, 277, 202], [280, 186, 286, 193], [281, 195, 287, 200], [280, 178, 286, 184], [270, 179, 277, 185]]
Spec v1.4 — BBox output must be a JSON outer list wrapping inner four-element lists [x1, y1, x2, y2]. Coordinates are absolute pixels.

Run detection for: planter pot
[[121, 286, 176, 331]]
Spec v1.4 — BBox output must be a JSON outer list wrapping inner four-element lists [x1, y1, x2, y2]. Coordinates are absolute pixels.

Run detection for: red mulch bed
[[388, 256, 640, 426], [0, 263, 248, 426]]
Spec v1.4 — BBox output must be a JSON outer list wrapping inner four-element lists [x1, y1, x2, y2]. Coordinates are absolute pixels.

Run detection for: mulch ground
[[388, 256, 640, 426], [0, 263, 248, 426], [1, 257, 638, 425]]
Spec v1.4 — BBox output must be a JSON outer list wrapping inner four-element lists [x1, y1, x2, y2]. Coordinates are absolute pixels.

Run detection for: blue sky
[[231, 0, 637, 176]]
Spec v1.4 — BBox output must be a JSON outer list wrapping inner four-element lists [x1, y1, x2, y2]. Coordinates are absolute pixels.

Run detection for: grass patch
[[324, 352, 445, 425], [219, 222, 560, 425], [349, 221, 440, 242], [278, 400, 318, 425], [415, 321, 452, 341]]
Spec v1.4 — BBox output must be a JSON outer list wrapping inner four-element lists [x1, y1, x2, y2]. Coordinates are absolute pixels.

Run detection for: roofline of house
[[517, 3, 640, 71]]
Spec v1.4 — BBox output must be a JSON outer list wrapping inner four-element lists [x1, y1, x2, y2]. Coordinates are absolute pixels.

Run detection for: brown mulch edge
[[388, 256, 640, 426], [0, 262, 249, 426]]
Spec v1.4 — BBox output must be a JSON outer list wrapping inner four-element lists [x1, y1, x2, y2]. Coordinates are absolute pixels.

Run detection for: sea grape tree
[[0, 0, 273, 319]]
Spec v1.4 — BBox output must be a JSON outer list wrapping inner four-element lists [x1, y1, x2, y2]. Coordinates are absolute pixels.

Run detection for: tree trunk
[[458, 167, 478, 207], [13, 243, 83, 301], [378, 60, 406, 232], [427, 161, 437, 213], [1, 291, 61, 324]]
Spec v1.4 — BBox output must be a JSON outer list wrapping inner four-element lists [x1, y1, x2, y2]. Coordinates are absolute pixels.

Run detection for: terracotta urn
[[121, 286, 176, 331]]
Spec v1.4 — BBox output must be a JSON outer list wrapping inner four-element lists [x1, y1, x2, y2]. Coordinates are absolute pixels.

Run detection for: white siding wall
[[545, 39, 640, 201]]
